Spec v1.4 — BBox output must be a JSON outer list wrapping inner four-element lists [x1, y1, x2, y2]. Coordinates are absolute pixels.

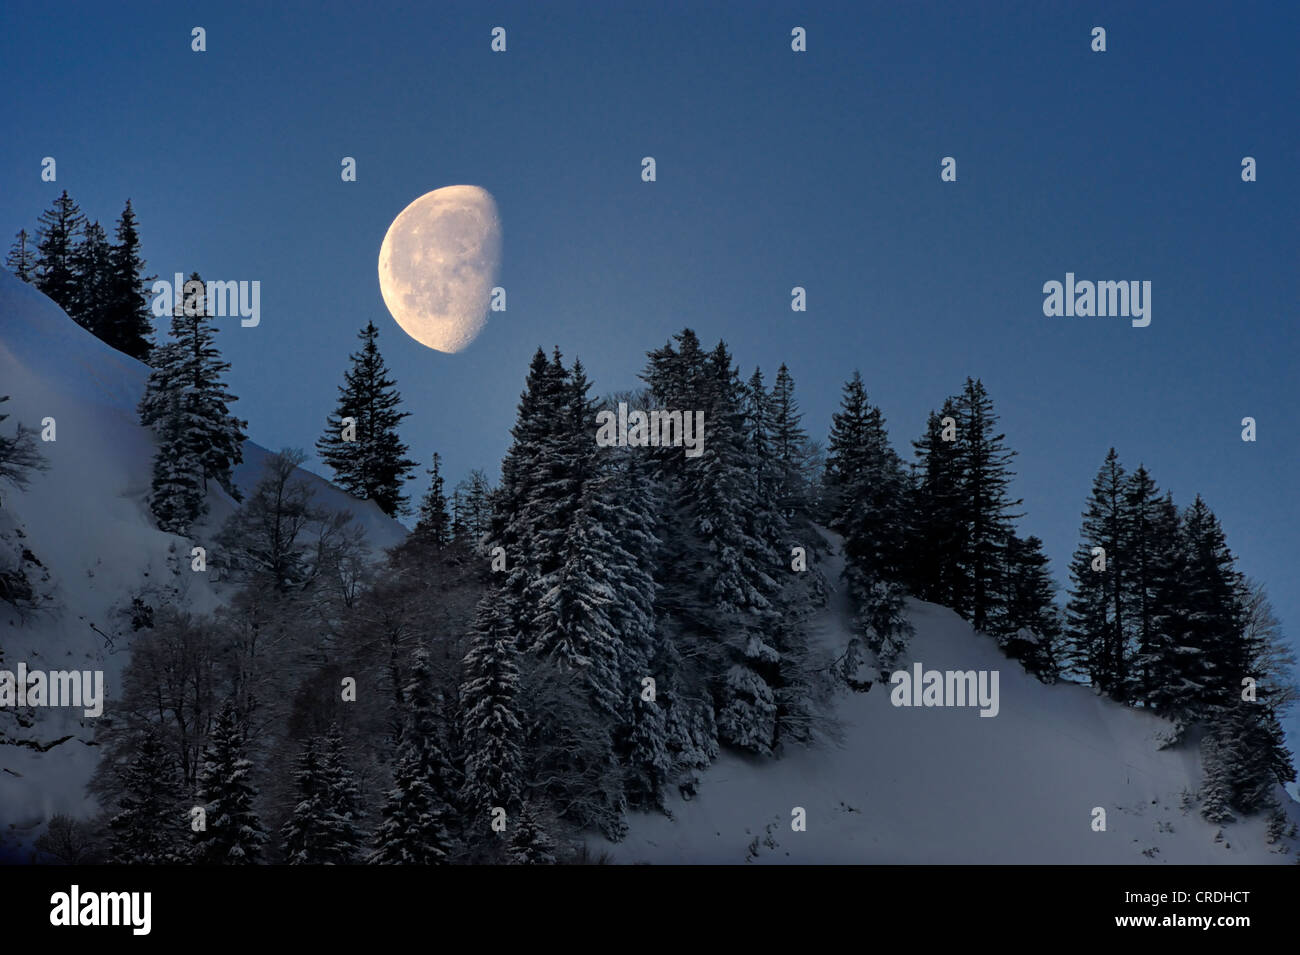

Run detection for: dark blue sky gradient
[[2, 1, 1297, 743]]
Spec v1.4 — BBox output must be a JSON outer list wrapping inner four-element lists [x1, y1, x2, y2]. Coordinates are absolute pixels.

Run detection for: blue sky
[[2, 1, 1297, 743]]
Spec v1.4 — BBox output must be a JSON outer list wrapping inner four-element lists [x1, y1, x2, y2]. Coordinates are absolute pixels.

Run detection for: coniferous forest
[[2, 191, 1295, 863]]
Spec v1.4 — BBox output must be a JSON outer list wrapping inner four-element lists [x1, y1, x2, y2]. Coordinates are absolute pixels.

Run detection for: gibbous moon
[[378, 185, 502, 353]]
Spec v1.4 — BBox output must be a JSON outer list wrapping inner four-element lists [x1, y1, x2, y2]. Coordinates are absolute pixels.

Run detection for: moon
[[378, 185, 502, 353]]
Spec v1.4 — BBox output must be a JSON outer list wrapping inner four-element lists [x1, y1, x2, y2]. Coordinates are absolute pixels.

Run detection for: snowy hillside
[[2, 269, 1296, 865], [0, 271, 406, 851], [603, 535, 1300, 864]]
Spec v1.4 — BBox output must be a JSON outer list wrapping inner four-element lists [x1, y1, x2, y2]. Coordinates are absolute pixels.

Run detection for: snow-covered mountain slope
[[0, 271, 405, 849], [2, 270, 1295, 865], [603, 535, 1300, 864]]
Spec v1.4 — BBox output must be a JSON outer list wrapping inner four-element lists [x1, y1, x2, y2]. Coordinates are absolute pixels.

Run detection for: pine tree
[[144, 362, 207, 534], [1065, 449, 1127, 696], [281, 730, 367, 865], [139, 272, 247, 511], [371, 649, 458, 864], [106, 728, 186, 864], [1146, 497, 1244, 731], [770, 363, 813, 525], [999, 534, 1063, 681], [1199, 582, 1296, 819], [508, 801, 557, 864], [455, 469, 494, 548], [6, 229, 36, 282], [531, 498, 622, 719], [699, 345, 782, 754], [319, 722, 368, 863], [661, 669, 719, 797], [623, 684, 671, 810], [33, 190, 86, 315], [414, 452, 453, 547], [1199, 727, 1235, 824], [68, 221, 113, 338], [598, 447, 666, 749], [1214, 703, 1281, 816], [825, 372, 909, 580], [492, 347, 581, 646], [1139, 492, 1185, 710], [190, 702, 268, 864], [169, 273, 246, 495], [450, 487, 468, 542], [281, 736, 334, 864], [824, 371, 911, 665], [953, 378, 1022, 636], [459, 596, 525, 816], [1237, 582, 1298, 786], [316, 321, 417, 517], [639, 330, 795, 759], [526, 451, 645, 834], [102, 200, 154, 360], [906, 399, 964, 607], [745, 366, 824, 740], [1183, 499, 1246, 709], [743, 367, 785, 559], [823, 371, 870, 532], [1120, 466, 1177, 704]]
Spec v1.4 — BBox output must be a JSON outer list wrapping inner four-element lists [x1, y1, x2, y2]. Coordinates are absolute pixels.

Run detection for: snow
[[0, 271, 405, 854], [600, 534, 1299, 863], [2, 269, 1294, 864]]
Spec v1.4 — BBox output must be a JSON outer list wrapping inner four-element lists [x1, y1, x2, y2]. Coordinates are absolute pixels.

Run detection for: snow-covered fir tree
[[138, 271, 247, 523], [531, 498, 622, 719], [825, 371, 909, 582], [316, 320, 417, 517], [622, 681, 671, 810], [1233, 582, 1298, 793], [825, 371, 911, 665], [491, 348, 585, 645], [1147, 496, 1246, 729], [413, 452, 453, 547], [371, 649, 459, 864], [106, 728, 186, 864], [508, 801, 557, 864], [459, 596, 525, 818], [319, 722, 368, 863], [1198, 728, 1235, 824], [281, 735, 334, 864], [189, 702, 268, 865], [144, 364, 207, 534], [640, 331, 810, 758]]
